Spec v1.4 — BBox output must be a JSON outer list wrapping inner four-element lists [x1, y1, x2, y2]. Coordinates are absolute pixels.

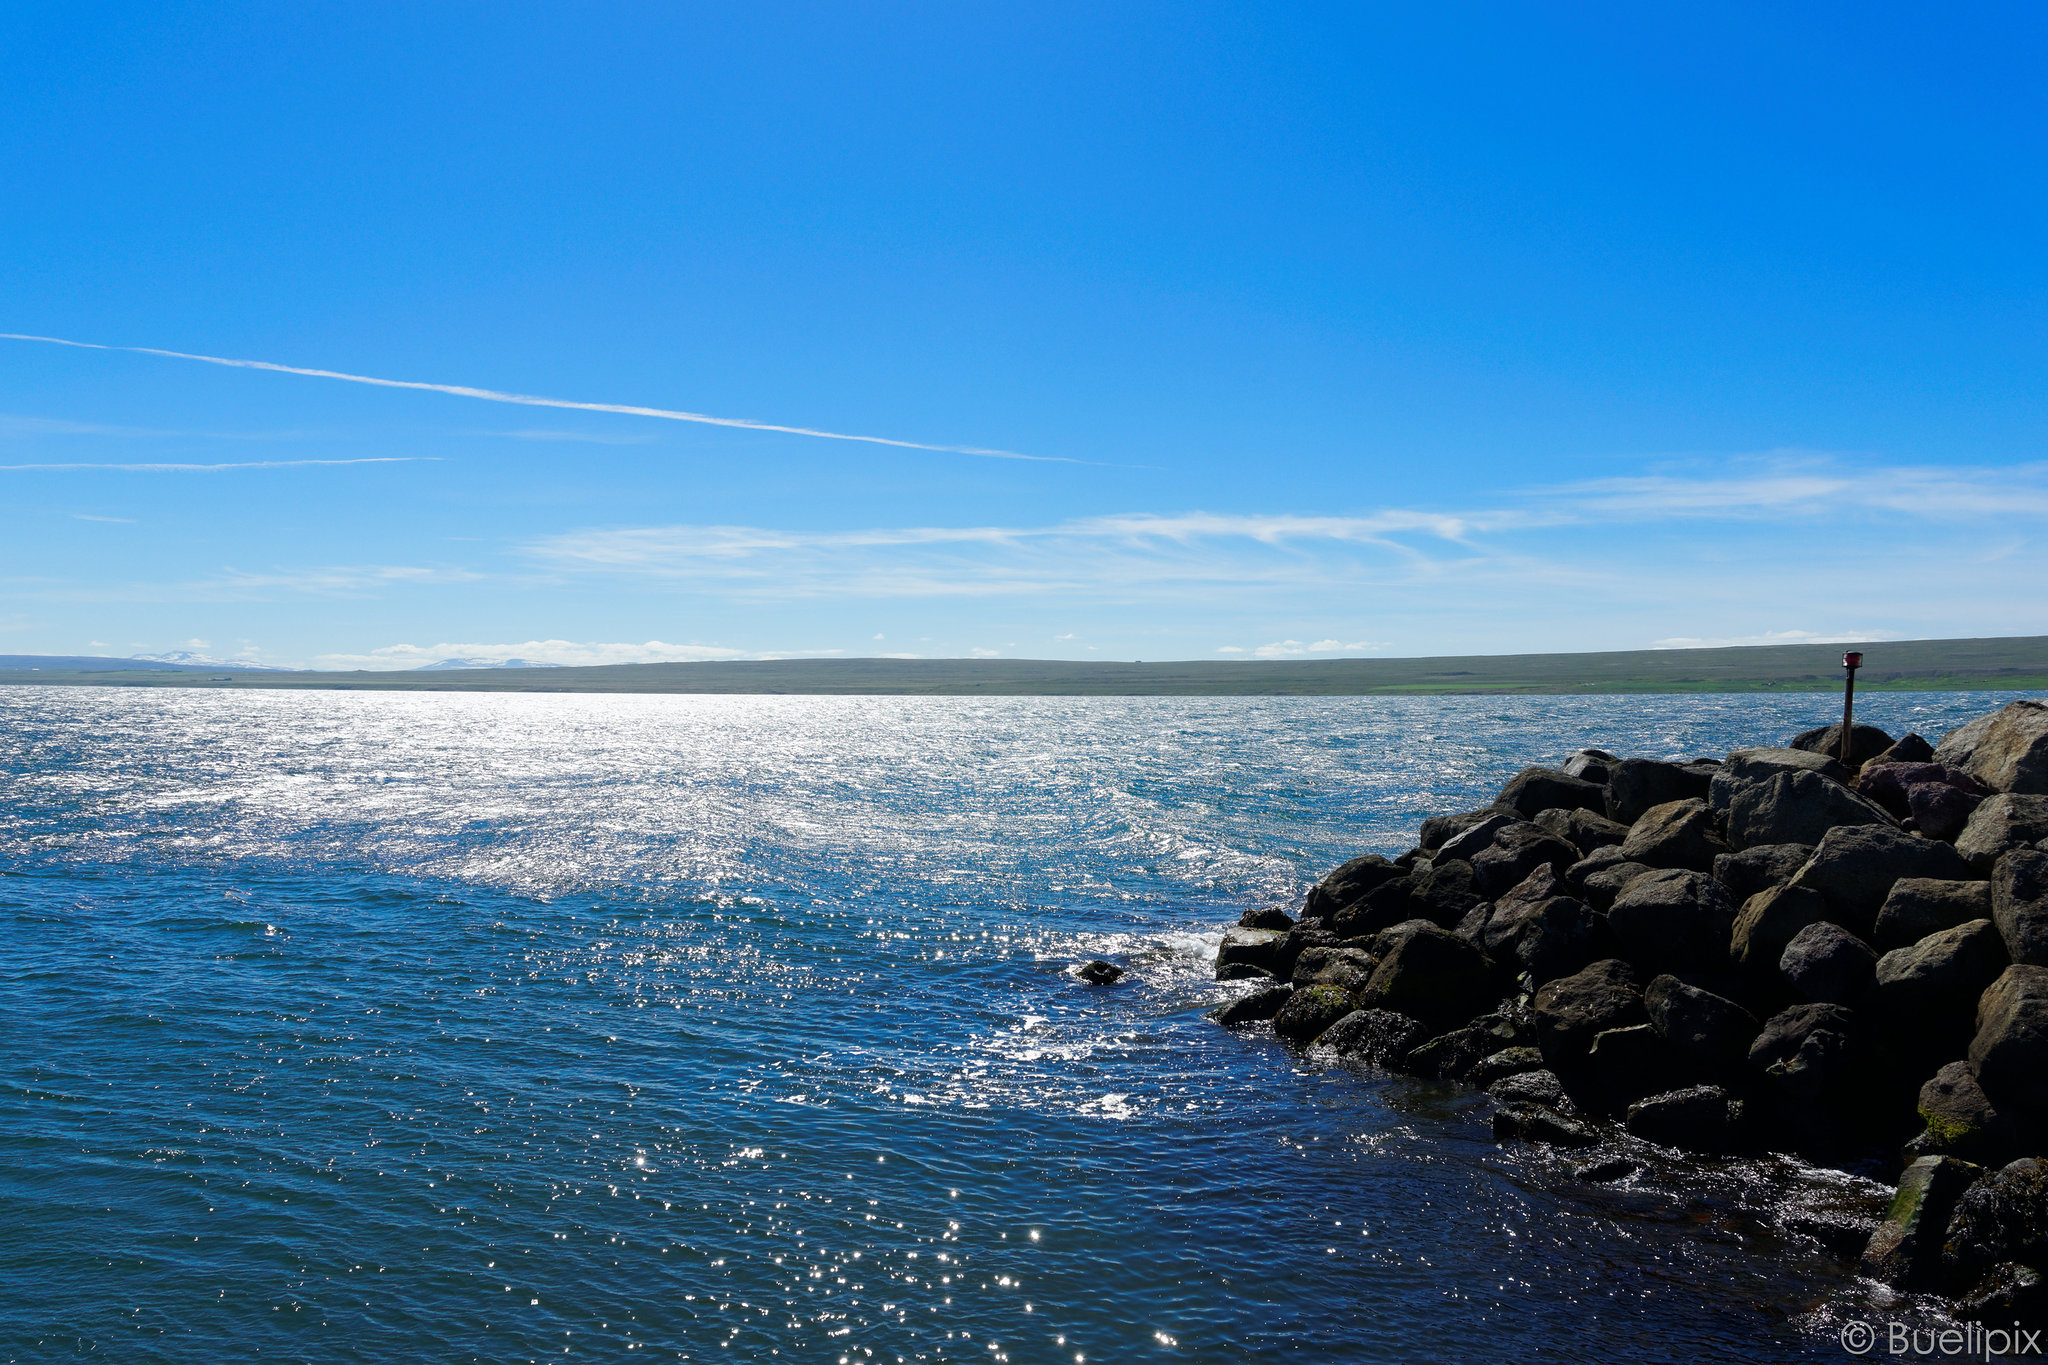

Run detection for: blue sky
[[3, 2, 2045, 668]]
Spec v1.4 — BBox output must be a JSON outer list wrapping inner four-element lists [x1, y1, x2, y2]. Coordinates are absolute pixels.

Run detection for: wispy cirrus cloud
[[0, 457, 433, 472], [1, 332, 1063, 462], [1534, 456, 2048, 520]]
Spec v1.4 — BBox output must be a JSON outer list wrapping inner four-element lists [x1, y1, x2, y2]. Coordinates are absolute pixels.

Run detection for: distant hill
[[2, 635, 2047, 696], [0, 653, 296, 673]]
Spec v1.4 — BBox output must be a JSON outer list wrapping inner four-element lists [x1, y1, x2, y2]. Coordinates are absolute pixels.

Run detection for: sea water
[[0, 686, 2030, 1362]]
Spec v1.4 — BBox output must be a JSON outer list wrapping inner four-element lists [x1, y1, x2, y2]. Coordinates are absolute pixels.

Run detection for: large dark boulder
[[1910, 782, 1987, 843], [1871, 920, 2010, 1067], [1435, 813, 1516, 864], [1272, 984, 1359, 1044], [1858, 759, 1987, 815], [1481, 894, 1602, 988], [1334, 858, 1486, 937], [1468, 823, 1582, 899], [1749, 1002, 1863, 1158], [1574, 858, 1653, 913], [1470, 1046, 1545, 1086], [1580, 1022, 1691, 1110], [1725, 769, 1895, 852], [1861, 1154, 1982, 1289], [1216, 926, 1294, 977], [1723, 745, 1853, 787], [1949, 700, 2048, 795], [1534, 805, 1630, 856], [1532, 959, 1644, 1071], [1239, 905, 1296, 931], [1941, 1158, 2048, 1288], [1211, 982, 1293, 1027], [1303, 854, 1402, 919], [1626, 1084, 1737, 1150], [1619, 797, 1730, 873], [1492, 1105, 1601, 1148], [1956, 796, 2048, 874], [1873, 878, 1993, 953], [1787, 823, 1972, 936], [1937, 710, 2006, 772], [1497, 766, 1607, 820], [1291, 945, 1379, 991], [1970, 965, 2048, 1120], [1912, 1061, 2024, 1168], [1779, 921, 1878, 1005], [1607, 868, 1738, 974], [1355, 922, 1495, 1028], [1791, 721, 1896, 769], [1712, 842, 1815, 905], [1315, 1008, 1427, 1068], [1644, 974, 1759, 1068], [1955, 1263, 2048, 1335], [1992, 849, 2048, 967], [1606, 758, 1712, 825], [1562, 748, 1619, 782], [1488, 1068, 1568, 1108], [1730, 884, 1829, 974], [1869, 733, 1936, 769], [1418, 805, 1504, 852]]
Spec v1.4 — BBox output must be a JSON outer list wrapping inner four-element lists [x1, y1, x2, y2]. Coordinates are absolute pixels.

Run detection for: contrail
[[0, 332, 1067, 462]]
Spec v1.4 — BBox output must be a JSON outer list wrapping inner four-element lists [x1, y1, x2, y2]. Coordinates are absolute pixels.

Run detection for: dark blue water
[[2, 687, 2031, 1363]]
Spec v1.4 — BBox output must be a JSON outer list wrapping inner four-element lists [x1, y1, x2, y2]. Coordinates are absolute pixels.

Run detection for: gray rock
[[1302, 855, 1400, 919], [1582, 1022, 1690, 1110], [1936, 710, 2005, 772], [1788, 823, 1972, 936], [1479, 889, 1601, 988], [1909, 781, 1987, 843], [1713, 842, 1816, 904], [1779, 921, 1878, 1005], [1873, 878, 1993, 953], [1355, 922, 1496, 1028], [1315, 1008, 1428, 1068], [1871, 920, 2010, 1064], [1858, 760, 1983, 819], [1272, 984, 1360, 1045], [1730, 883, 1829, 974], [1492, 1105, 1601, 1148], [1488, 1068, 1567, 1107], [1724, 745, 1854, 786], [1215, 961, 1275, 981], [1562, 748, 1619, 783], [1576, 859, 1654, 913], [1861, 1154, 1982, 1289], [1619, 797, 1730, 872], [1406, 1025, 1503, 1081], [1956, 795, 2048, 874], [1607, 868, 1739, 974], [1750, 1003, 1862, 1157], [1497, 766, 1608, 820], [1436, 813, 1517, 864], [1912, 1061, 2023, 1167], [1532, 958, 1645, 1071], [1790, 722, 1896, 769], [1726, 769, 1894, 852], [1606, 758, 1712, 825], [1954, 1261, 2048, 1334], [1468, 823, 1583, 899], [1970, 965, 2048, 1118], [1535, 805, 1630, 856], [1078, 960, 1125, 985], [1418, 806, 1505, 852], [1332, 858, 1486, 938], [1951, 699, 2048, 795], [1291, 945, 1379, 991], [1941, 1157, 2048, 1288], [1993, 848, 2048, 966], [1645, 974, 1759, 1066], [1470, 1046, 1546, 1087], [1216, 926, 1293, 976], [1238, 905, 1296, 931], [1211, 982, 1293, 1027], [1626, 1084, 1736, 1149], [1868, 733, 1937, 769]]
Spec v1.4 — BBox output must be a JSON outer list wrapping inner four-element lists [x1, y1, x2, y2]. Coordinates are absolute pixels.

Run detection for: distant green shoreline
[[3, 635, 2046, 697]]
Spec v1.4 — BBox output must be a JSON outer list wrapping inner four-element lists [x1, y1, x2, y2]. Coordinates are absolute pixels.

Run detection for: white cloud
[[969, 647, 1000, 657], [1216, 645, 1246, 654], [310, 639, 849, 670], [1308, 639, 1388, 653], [1649, 629, 1895, 649]]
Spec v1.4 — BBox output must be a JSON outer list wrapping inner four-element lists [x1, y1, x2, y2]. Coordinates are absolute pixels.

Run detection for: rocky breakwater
[[1212, 699, 2048, 1324]]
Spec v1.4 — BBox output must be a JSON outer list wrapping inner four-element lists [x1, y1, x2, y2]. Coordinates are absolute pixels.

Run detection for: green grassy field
[[2, 635, 2045, 696]]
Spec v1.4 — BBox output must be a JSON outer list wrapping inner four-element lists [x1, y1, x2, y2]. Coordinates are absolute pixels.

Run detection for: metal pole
[[1840, 651, 1863, 765]]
